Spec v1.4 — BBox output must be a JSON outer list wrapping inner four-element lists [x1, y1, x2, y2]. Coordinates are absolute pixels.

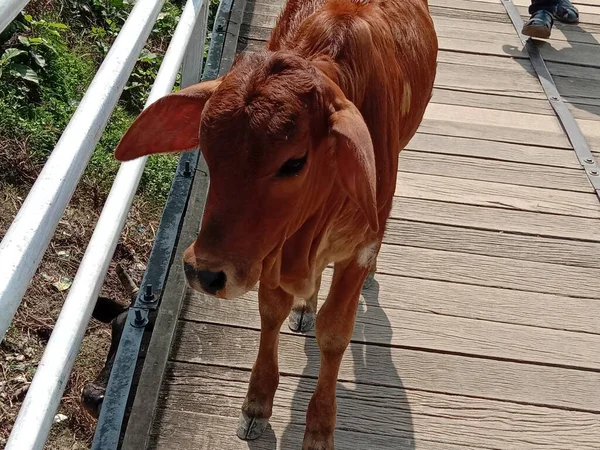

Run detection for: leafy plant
[[0, 14, 69, 92], [0, 48, 38, 83], [1, 0, 221, 204]]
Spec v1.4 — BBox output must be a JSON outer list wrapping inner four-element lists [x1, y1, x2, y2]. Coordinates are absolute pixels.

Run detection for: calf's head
[[115, 52, 377, 298]]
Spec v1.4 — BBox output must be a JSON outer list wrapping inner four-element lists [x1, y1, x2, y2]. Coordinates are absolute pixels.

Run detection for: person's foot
[[522, 9, 554, 39], [555, 0, 579, 24]]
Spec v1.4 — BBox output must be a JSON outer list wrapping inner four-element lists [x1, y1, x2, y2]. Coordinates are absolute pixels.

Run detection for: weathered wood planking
[[433, 15, 600, 45], [241, 9, 599, 47], [405, 133, 585, 168], [384, 219, 600, 268], [431, 88, 600, 121], [151, 409, 480, 450], [181, 284, 600, 369], [148, 0, 600, 448], [178, 240, 600, 368], [390, 196, 600, 241], [235, 25, 600, 114], [395, 172, 600, 219], [399, 151, 592, 192], [170, 324, 600, 414], [434, 61, 546, 100], [423, 104, 600, 150], [240, 15, 600, 67], [153, 362, 600, 449], [548, 59, 600, 81], [186, 265, 600, 334], [430, 0, 600, 25], [435, 53, 600, 111], [476, 0, 600, 16], [375, 243, 600, 298]]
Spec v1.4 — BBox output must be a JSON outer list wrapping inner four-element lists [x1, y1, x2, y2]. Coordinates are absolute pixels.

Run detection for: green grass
[[0, 0, 214, 204]]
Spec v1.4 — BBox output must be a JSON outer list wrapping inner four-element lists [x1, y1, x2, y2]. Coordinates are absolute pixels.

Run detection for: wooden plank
[[437, 49, 529, 70], [171, 322, 600, 412], [437, 54, 600, 115], [423, 104, 600, 150], [399, 151, 592, 192], [405, 133, 584, 169], [237, 23, 525, 62], [396, 172, 600, 219], [429, 0, 600, 25], [154, 362, 600, 449], [151, 408, 479, 450], [237, 36, 266, 54], [357, 269, 600, 333], [182, 275, 600, 368], [420, 109, 600, 153], [555, 75, 600, 108], [431, 88, 553, 114], [390, 196, 600, 241], [214, 265, 600, 334], [236, 15, 600, 107], [240, 15, 600, 68], [433, 15, 600, 45], [548, 60, 600, 81], [477, 0, 600, 17], [244, 0, 599, 28], [418, 117, 594, 151], [384, 219, 600, 269], [429, 3, 510, 23], [435, 61, 546, 100], [432, 88, 600, 121], [376, 243, 600, 298]]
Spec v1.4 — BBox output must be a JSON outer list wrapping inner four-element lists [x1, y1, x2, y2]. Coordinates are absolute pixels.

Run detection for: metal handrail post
[[181, 0, 208, 87], [0, 0, 167, 342], [4, 0, 207, 448]]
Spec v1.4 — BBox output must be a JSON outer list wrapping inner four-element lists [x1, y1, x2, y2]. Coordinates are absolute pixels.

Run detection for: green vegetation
[[0, 0, 218, 202]]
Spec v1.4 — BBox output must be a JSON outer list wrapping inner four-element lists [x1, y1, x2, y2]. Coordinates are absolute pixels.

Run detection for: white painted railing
[[0, 0, 31, 33], [1, 0, 210, 447]]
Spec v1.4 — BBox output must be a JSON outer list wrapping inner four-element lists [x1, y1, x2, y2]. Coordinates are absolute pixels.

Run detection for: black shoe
[[522, 9, 554, 39], [555, 0, 579, 24]]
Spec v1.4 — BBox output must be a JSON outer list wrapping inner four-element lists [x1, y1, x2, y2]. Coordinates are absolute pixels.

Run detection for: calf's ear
[[322, 76, 378, 233], [330, 102, 379, 233], [114, 78, 222, 161]]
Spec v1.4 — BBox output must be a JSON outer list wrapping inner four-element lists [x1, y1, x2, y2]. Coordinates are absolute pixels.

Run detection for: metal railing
[[0, 0, 30, 34], [1, 0, 211, 447], [0, 0, 167, 341]]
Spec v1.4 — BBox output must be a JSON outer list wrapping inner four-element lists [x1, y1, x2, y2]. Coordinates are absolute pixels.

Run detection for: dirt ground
[[0, 136, 163, 448]]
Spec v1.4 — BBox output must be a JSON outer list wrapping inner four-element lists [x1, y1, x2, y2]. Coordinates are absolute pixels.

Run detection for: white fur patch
[[357, 242, 379, 268]]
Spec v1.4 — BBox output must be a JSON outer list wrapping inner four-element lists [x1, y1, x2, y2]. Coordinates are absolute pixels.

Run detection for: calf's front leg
[[237, 285, 293, 440], [303, 258, 368, 450]]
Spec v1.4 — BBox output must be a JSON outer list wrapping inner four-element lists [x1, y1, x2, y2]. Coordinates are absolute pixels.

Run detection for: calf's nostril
[[197, 270, 227, 295], [184, 262, 197, 278]]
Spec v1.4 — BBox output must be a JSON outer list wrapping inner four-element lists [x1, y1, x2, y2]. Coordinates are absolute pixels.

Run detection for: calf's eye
[[277, 154, 307, 177]]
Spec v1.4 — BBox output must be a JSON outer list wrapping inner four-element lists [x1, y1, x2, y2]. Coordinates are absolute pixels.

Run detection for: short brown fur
[[114, 0, 437, 447]]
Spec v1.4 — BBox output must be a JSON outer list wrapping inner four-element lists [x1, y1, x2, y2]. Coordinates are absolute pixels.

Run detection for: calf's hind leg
[[303, 259, 368, 450], [289, 274, 322, 333], [237, 285, 293, 440]]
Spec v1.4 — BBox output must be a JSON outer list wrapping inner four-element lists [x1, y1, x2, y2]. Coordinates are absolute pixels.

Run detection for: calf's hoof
[[288, 309, 316, 333], [81, 383, 105, 418], [237, 412, 269, 440]]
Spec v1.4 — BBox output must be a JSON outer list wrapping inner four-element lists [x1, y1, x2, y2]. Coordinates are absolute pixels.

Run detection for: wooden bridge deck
[[130, 0, 600, 448]]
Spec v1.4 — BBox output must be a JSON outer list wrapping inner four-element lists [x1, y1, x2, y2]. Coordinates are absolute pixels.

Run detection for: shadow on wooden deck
[[245, 281, 416, 450]]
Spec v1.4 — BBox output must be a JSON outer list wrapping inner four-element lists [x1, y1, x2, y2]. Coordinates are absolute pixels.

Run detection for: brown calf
[[115, 0, 437, 447]]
